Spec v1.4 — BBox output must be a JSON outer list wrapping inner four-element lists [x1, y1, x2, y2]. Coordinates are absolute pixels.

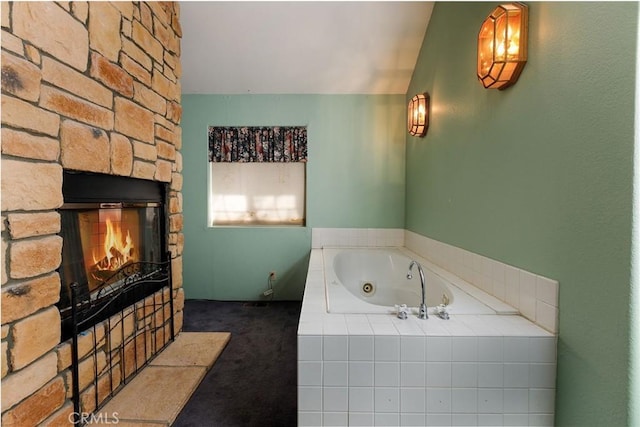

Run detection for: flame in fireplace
[[92, 218, 135, 271]]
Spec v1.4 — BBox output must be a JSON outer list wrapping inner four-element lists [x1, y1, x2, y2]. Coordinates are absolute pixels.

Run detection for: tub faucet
[[406, 260, 428, 319]]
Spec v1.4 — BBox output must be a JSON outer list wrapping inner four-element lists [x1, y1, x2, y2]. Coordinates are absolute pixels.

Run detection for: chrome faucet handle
[[436, 304, 449, 320], [395, 304, 409, 320]]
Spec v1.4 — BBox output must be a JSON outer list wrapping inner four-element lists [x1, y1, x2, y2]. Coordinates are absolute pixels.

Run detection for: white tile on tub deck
[[298, 336, 322, 361], [375, 362, 400, 387], [457, 316, 501, 337], [375, 336, 400, 361], [367, 313, 395, 324], [323, 321, 349, 335], [504, 315, 552, 336], [347, 321, 374, 336], [371, 322, 399, 335], [349, 387, 374, 412], [350, 335, 374, 360], [442, 319, 476, 337], [297, 321, 323, 335], [323, 336, 349, 360], [392, 318, 425, 336], [323, 387, 349, 412], [345, 314, 369, 323], [349, 361, 374, 386], [420, 318, 451, 336]]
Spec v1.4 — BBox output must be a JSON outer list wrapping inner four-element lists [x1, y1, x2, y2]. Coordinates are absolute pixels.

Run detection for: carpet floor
[[172, 300, 301, 427]]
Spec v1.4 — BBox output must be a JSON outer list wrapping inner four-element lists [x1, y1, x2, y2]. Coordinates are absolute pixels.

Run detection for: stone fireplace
[[1, 2, 184, 424]]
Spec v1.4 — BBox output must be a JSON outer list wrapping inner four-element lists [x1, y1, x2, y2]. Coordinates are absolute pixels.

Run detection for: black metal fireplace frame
[[70, 256, 174, 425]]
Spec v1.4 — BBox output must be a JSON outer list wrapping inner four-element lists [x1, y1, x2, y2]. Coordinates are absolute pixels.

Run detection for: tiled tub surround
[[298, 229, 557, 426], [312, 229, 559, 334]]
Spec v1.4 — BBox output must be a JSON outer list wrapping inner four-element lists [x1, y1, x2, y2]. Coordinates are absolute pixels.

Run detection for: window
[[208, 126, 307, 226]]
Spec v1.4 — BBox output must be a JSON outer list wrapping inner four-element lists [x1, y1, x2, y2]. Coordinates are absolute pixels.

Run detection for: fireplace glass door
[[58, 203, 164, 338]]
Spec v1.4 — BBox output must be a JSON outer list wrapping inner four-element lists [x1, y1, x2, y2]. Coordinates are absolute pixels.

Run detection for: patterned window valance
[[208, 126, 307, 162]]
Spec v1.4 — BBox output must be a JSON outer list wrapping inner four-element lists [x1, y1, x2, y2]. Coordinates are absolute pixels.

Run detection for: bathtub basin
[[323, 247, 497, 315]]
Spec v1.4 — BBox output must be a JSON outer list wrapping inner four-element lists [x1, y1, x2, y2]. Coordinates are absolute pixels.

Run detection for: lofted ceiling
[[180, 1, 434, 95]]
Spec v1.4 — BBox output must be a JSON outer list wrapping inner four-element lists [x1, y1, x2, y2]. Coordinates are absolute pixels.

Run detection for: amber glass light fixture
[[407, 93, 429, 137], [477, 3, 528, 90]]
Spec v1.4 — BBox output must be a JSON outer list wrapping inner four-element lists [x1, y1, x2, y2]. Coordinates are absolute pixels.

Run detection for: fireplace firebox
[[57, 171, 169, 340]]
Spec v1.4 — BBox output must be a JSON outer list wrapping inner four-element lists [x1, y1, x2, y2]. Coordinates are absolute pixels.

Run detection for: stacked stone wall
[[0, 2, 184, 423]]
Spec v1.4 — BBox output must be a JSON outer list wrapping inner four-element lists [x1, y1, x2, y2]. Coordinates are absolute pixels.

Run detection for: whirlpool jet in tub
[[323, 247, 508, 316]]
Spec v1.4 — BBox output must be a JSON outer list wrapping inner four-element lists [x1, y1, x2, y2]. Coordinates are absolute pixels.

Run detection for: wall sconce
[[477, 2, 528, 90], [408, 93, 429, 137]]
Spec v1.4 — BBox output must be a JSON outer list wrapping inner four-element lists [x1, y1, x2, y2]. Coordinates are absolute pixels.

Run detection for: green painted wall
[[181, 95, 405, 300], [405, 2, 637, 425]]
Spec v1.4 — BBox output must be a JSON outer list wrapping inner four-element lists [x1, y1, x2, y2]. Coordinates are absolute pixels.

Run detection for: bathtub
[[323, 247, 507, 316], [298, 243, 556, 427]]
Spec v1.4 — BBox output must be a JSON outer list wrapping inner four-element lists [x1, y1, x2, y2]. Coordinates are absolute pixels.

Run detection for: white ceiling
[[180, 1, 434, 95]]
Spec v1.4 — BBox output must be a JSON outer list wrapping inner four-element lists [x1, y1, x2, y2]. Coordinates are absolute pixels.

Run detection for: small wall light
[[477, 2, 528, 90], [408, 93, 429, 137]]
